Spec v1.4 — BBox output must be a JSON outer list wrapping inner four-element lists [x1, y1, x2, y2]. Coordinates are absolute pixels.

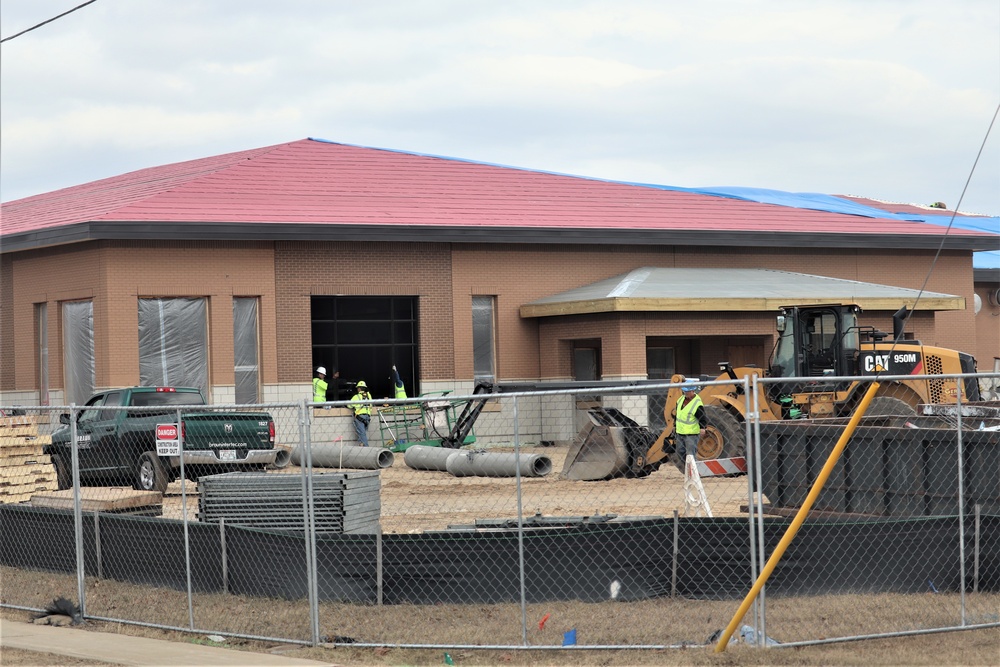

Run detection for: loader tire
[[865, 396, 916, 416], [674, 405, 745, 472], [855, 396, 916, 427]]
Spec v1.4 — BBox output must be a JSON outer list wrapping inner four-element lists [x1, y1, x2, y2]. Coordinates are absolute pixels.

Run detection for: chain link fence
[[1, 373, 997, 650]]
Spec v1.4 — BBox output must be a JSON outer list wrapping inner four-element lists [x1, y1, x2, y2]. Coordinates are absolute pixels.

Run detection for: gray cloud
[[2, 0, 997, 214]]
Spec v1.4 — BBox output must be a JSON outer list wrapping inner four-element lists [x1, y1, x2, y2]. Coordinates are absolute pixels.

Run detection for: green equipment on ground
[[379, 382, 496, 453]]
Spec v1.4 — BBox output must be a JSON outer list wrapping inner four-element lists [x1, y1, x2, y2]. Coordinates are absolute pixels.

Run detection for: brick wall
[[274, 241, 454, 383], [0, 238, 984, 402]]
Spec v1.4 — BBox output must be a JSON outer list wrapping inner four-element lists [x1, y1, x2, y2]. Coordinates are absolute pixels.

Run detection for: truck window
[[129, 392, 205, 407], [78, 394, 106, 422]]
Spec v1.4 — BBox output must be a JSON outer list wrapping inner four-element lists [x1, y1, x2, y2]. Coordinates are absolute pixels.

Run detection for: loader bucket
[[561, 407, 655, 481]]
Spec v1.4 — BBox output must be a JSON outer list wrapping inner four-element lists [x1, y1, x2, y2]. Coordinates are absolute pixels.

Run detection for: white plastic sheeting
[[233, 297, 259, 404], [472, 296, 495, 383], [36, 303, 49, 405], [62, 300, 94, 405], [138, 298, 208, 397]]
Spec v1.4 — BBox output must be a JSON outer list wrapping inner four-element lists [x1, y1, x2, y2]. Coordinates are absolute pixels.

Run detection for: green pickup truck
[[47, 386, 277, 492]]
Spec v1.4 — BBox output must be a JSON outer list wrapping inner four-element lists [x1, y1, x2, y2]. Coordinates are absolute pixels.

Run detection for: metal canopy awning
[[519, 267, 965, 318]]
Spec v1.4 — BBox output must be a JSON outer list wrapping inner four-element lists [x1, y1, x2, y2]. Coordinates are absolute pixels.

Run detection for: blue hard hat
[[681, 381, 699, 392]]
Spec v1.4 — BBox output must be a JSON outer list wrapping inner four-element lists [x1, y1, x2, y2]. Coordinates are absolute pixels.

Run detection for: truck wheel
[[134, 452, 169, 493], [51, 454, 71, 490]]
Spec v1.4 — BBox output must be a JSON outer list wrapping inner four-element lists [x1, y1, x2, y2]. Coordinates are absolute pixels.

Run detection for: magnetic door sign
[[156, 423, 180, 456]]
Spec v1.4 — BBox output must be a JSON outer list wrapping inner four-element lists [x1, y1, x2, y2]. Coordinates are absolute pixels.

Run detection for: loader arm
[[440, 382, 496, 448]]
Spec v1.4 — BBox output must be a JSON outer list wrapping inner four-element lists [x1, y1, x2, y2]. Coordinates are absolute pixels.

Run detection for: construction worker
[[391, 365, 407, 399], [312, 367, 328, 403], [674, 380, 707, 464], [350, 380, 373, 446]]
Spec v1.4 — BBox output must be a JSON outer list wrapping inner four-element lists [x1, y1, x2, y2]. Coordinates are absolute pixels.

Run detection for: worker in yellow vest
[[312, 367, 328, 403], [350, 380, 373, 446], [391, 365, 407, 399], [674, 380, 707, 463]]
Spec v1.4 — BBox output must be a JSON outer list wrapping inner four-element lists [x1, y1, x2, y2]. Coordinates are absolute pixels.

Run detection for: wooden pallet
[[0, 415, 59, 503], [30, 487, 162, 512]]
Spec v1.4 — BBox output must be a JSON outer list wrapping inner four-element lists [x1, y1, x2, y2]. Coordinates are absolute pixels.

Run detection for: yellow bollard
[[714, 382, 881, 652]]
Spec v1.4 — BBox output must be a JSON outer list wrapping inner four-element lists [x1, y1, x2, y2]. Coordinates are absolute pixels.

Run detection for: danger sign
[[156, 423, 180, 456]]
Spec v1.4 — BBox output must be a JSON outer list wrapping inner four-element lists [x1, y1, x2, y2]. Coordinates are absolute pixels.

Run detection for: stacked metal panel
[[197, 471, 381, 534]]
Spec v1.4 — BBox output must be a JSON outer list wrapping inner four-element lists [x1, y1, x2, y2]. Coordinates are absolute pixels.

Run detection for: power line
[[1, 0, 98, 44], [876, 101, 999, 374]]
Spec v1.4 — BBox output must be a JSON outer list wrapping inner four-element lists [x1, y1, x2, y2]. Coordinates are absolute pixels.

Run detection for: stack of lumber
[[0, 415, 58, 503]]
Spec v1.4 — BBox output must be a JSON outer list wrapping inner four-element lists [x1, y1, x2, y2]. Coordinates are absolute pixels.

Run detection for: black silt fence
[[3, 505, 996, 603]]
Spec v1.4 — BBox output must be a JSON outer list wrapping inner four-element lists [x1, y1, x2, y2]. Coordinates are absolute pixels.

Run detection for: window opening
[[233, 297, 260, 404], [646, 345, 675, 434], [62, 300, 95, 405], [36, 303, 49, 405], [138, 298, 209, 398], [472, 296, 497, 384], [311, 296, 418, 400]]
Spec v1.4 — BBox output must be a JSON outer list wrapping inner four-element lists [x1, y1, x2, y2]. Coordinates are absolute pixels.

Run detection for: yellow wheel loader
[[562, 304, 981, 481]]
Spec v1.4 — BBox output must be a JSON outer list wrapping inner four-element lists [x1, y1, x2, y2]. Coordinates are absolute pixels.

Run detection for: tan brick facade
[[0, 238, 989, 404]]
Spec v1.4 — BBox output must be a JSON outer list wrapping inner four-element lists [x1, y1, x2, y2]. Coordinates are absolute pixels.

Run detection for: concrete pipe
[[272, 447, 292, 469], [290, 443, 394, 469], [445, 450, 553, 478], [403, 444, 457, 471]]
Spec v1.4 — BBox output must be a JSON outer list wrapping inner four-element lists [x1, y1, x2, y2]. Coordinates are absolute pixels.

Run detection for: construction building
[[2, 138, 998, 410]]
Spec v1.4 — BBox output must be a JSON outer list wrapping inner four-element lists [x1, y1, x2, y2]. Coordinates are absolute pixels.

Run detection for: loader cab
[[771, 305, 861, 379]]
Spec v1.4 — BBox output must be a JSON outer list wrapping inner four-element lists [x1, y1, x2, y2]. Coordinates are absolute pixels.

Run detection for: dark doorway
[[311, 296, 419, 401]]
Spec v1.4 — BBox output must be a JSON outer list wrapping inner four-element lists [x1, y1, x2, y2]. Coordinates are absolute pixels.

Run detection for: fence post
[[69, 405, 86, 616], [748, 375, 765, 646], [973, 504, 980, 594], [178, 407, 195, 631], [298, 399, 321, 646], [219, 517, 228, 594], [955, 382, 966, 625], [671, 510, 679, 598], [376, 526, 383, 606], [513, 395, 529, 646], [93, 511, 102, 580]]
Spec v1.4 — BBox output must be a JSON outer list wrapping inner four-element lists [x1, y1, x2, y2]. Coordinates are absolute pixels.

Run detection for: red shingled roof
[[0, 138, 991, 242]]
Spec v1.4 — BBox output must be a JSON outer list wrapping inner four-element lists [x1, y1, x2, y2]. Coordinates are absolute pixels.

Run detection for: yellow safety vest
[[676, 395, 704, 435], [312, 377, 328, 403], [351, 392, 372, 416]]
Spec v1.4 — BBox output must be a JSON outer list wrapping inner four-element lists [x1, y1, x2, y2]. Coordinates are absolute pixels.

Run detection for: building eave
[[1, 221, 995, 254]]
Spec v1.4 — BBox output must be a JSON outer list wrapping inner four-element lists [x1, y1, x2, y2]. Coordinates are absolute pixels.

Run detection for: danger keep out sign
[[156, 423, 180, 456]]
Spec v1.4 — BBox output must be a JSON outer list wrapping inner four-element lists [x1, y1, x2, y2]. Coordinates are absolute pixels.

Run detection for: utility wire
[[1, 0, 98, 44], [876, 101, 999, 376]]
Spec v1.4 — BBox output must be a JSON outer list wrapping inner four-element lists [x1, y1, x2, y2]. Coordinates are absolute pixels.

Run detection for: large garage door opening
[[311, 296, 419, 401]]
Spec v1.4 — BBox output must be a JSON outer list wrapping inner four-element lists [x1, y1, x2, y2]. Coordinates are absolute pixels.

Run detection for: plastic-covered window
[[138, 298, 208, 399], [233, 297, 260, 404], [62, 300, 95, 405], [472, 296, 496, 383]]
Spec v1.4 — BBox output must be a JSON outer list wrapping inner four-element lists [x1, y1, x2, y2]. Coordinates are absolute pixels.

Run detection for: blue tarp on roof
[[310, 140, 1000, 268], [643, 185, 999, 269]]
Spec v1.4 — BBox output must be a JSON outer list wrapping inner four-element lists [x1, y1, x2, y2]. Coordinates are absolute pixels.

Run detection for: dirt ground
[[155, 444, 755, 533]]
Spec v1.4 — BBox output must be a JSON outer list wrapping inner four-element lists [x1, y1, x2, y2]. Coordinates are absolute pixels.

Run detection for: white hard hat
[[316, 366, 326, 375]]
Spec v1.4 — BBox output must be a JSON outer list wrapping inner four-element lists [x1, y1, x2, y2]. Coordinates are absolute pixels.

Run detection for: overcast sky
[[2, 1, 999, 215]]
